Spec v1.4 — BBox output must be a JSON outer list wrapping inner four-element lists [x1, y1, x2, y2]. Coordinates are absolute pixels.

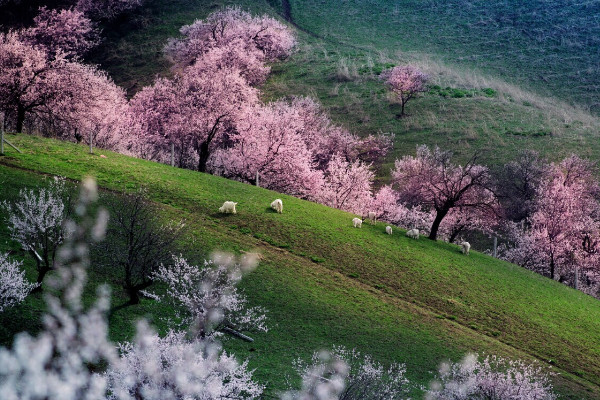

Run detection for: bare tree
[[104, 189, 184, 304]]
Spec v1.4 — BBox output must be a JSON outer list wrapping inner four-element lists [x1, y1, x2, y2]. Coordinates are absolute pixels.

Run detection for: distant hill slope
[[1, 134, 599, 398], [85, 0, 600, 178]]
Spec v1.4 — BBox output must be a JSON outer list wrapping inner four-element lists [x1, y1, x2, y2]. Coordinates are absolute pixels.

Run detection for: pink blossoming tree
[[165, 6, 295, 82], [501, 155, 600, 283], [392, 145, 497, 241], [382, 65, 429, 117], [20, 7, 100, 60], [130, 62, 259, 172]]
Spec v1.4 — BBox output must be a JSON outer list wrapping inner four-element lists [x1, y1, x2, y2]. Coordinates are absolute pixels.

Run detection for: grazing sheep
[[386, 226, 393, 235], [460, 241, 471, 255], [270, 198, 283, 213], [352, 217, 363, 228], [406, 228, 419, 239], [367, 211, 377, 224], [219, 201, 238, 214]]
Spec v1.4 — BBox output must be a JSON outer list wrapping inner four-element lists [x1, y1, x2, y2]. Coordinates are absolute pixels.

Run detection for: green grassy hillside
[[1, 134, 600, 398], [87, 0, 600, 176]]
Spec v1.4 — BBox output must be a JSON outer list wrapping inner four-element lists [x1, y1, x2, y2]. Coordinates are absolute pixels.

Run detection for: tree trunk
[[550, 257, 555, 280], [428, 208, 449, 240], [448, 228, 463, 243], [33, 266, 50, 292], [16, 106, 25, 133], [127, 281, 153, 305], [198, 141, 210, 173], [128, 288, 140, 305]]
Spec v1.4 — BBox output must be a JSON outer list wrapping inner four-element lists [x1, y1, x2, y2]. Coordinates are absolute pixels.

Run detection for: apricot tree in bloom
[[0, 178, 117, 400], [165, 6, 295, 75], [290, 347, 409, 400], [501, 155, 600, 282], [315, 154, 374, 215], [426, 353, 557, 400], [0, 31, 125, 142], [209, 101, 324, 197], [20, 7, 100, 60], [130, 62, 258, 172], [106, 321, 264, 400], [392, 145, 497, 240], [1, 178, 69, 288], [147, 253, 267, 339], [41, 61, 129, 150], [382, 65, 429, 117], [0, 31, 58, 133], [0, 253, 37, 312]]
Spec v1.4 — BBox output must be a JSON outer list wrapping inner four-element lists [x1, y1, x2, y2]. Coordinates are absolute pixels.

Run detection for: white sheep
[[460, 241, 471, 255], [270, 198, 283, 213], [352, 217, 363, 228], [386, 226, 393, 235], [367, 211, 377, 224], [406, 228, 419, 239], [218, 201, 238, 214]]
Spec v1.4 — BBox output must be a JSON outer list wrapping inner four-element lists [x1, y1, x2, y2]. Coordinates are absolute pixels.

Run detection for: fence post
[[1, 113, 4, 156], [170, 142, 175, 167], [89, 131, 93, 154], [493, 236, 498, 258]]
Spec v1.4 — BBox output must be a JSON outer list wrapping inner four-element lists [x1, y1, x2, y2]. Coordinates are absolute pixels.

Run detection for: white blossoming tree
[[1, 178, 70, 289], [106, 251, 267, 399], [0, 178, 116, 400], [426, 353, 557, 400], [0, 253, 37, 312], [106, 321, 263, 400], [282, 351, 348, 400], [289, 346, 410, 400], [147, 253, 268, 339]]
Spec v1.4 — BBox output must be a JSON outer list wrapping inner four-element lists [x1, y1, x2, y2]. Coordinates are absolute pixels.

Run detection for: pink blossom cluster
[[165, 6, 296, 84], [0, 9, 128, 146], [383, 145, 498, 241], [500, 155, 600, 292], [381, 65, 429, 116]]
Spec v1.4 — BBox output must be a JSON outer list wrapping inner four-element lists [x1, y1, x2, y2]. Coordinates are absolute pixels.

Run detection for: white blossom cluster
[[0, 253, 37, 312], [282, 351, 348, 400], [0, 178, 116, 400], [289, 346, 410, 400], [1, 177, 67, 253], [106, 321, 263, 400], [146, 252, 268, 337], [426, 353, 557, 400]]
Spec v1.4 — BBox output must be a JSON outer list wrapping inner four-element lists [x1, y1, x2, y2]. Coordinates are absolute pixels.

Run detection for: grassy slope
[[1, 135, 600, 398], [88, 0, 600, 178]]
